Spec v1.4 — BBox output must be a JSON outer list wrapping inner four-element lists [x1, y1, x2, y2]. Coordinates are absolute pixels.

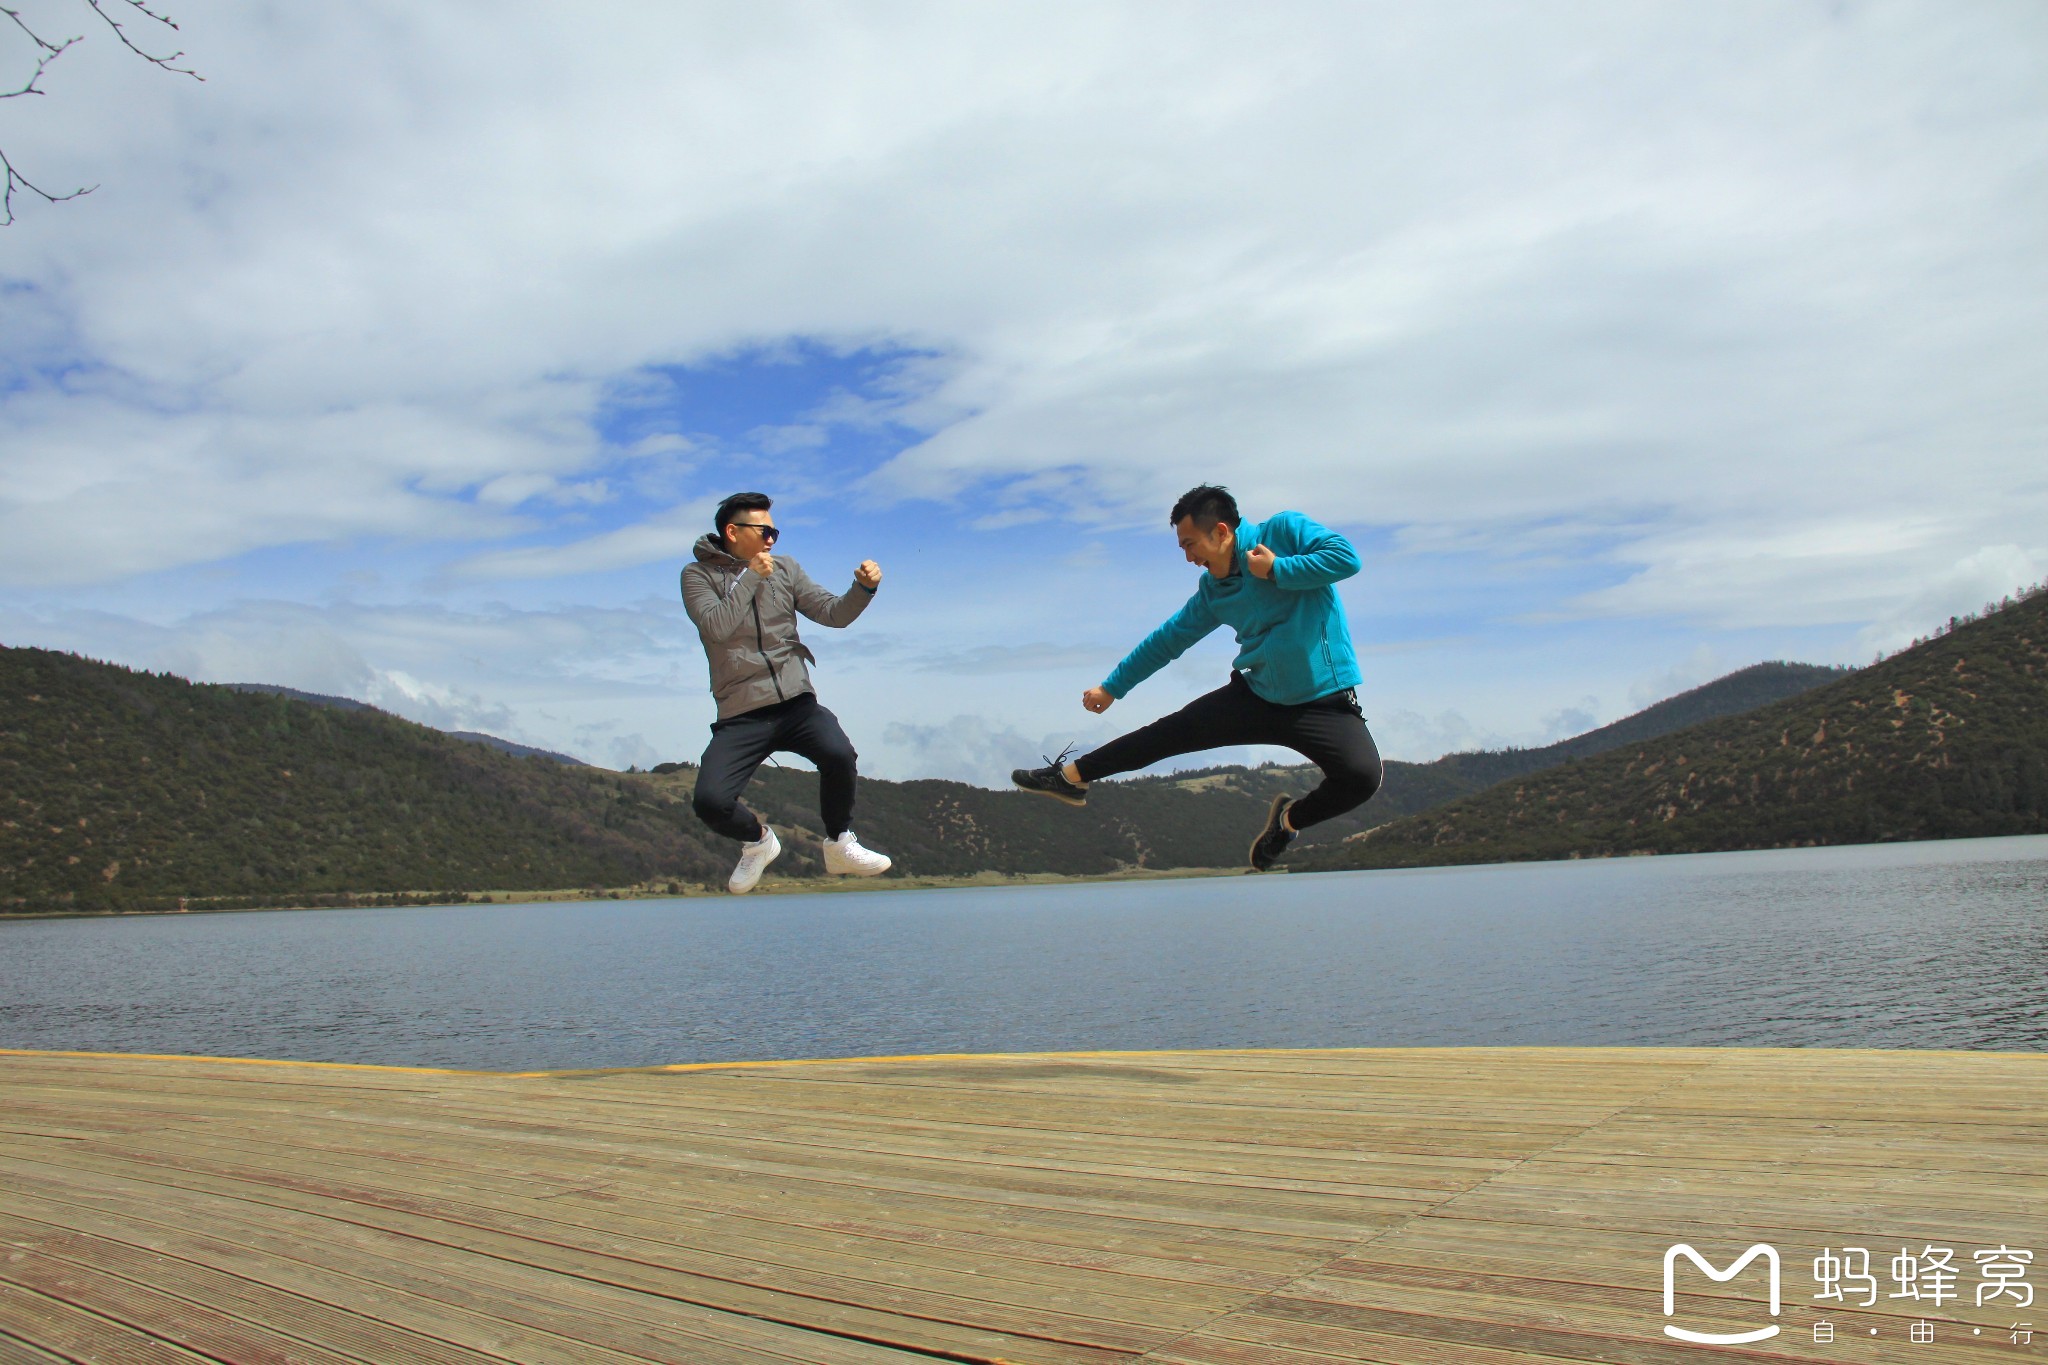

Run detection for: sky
[[1, 1, 2043, 783]]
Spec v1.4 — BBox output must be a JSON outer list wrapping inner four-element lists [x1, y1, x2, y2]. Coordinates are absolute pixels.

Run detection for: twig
[[81, 0, 201, 80], [2, 6, 83, 100], [1, 145, 95, 226], [1, 0, 199, 224]]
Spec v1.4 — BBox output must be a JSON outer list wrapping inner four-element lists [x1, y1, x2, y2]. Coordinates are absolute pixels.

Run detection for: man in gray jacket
[[681, 491, 891, 892]]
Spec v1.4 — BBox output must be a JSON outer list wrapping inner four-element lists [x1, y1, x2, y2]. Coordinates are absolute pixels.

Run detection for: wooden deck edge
[[5, 1043, 2042, 1084]]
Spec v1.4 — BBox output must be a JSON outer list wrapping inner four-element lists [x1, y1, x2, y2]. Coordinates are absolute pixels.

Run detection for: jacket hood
[[693, 533, 743, 567]]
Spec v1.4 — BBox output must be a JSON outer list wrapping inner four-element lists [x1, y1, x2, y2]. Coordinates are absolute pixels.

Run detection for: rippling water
[[3, 835, 2044, 1070]]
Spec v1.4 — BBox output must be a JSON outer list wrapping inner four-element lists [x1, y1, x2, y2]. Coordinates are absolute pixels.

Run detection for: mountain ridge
[[226, 683, 587, 765], [1298, 587, 2048, 870], [12, 635, 2004, 914]]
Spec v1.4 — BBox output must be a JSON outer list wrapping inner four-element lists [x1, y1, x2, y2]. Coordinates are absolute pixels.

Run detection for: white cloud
[[2, 1, 2043, 772], [881, 715, 1056, 787], [0, 595, 713, 763], [911, 643, 1106, 676], [1629, 645, 1726, 713], [1858, 544, 2044, 657], [1542, 697, 1603, 744], [1368, 709, 1503, 763], [454, 500, 716, 580]]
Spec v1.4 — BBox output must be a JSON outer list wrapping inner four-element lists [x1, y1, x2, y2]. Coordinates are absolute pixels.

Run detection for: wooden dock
[[1, 1046, 2042, 1363]]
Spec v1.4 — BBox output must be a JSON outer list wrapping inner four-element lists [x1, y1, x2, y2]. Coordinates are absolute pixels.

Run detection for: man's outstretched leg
[[1013, 677, 1255, 806], [1015, 674, 1382, 871]]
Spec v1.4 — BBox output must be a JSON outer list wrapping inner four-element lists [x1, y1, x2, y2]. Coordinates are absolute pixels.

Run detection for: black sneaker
[[1013, 748, 1089, 807], [1249, 794, 1296, 871]]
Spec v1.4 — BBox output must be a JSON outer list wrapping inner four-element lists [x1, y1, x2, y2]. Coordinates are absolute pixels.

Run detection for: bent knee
[[1329, 756, 1383, 803], [692, 790, 738, 825], [813, 739, 859, 773]]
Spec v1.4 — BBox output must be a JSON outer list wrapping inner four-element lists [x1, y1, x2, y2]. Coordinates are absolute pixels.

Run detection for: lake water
[[3, 836, 2044, 1071]]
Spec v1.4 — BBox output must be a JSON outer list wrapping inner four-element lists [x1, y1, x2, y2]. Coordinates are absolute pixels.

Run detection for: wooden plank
[[330, 1095, 1507, 1195], [49, 1134, 1202, 1350], [89, 1124, 1248, 1329], [4, 1046, 2043, 1365], [0, 1148, 1142, 1365], [0, 1237, 393, 1365], [0, 1279, 224, 1365], [1175, 1309, 1598, 1365], [148, 1108, 1445, 1229], [0, 1332, 73, 1365], [1, 1174, 951, 1365], [155, 1114, 1355, 1287], [109, 1126, 1268, 1319]]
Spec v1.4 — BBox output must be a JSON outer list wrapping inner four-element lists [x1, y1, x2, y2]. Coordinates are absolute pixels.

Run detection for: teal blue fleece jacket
[[1102, 511, 1364, 706]]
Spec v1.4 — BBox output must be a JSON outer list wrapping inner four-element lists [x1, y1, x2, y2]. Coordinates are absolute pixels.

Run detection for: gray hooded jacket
[[680, 533, 876, 719]]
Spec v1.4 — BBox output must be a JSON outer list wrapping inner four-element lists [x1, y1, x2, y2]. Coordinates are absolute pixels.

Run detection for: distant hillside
[[638, 765, 1284, 881], [1299, 589, 2048, 871], [1, 648, 1289, 910], [0, 642, 1903, 914], [5, 651, 731, 912], [444, 731, 588, 765], [226, 683, 378, 713], [1125, 661, 1850, 847], [229, 684, 586, 765]]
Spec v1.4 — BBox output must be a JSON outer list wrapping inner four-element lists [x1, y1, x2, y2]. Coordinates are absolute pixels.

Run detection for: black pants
[[1075, 674, 1382, 831], [693, 692, 858, 843]]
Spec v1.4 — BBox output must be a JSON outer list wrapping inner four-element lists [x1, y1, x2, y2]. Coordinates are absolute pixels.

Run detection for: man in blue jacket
[[1013, 484, 1382, 871]]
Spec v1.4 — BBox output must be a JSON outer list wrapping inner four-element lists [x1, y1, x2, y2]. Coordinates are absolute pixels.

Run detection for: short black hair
[[714, 491, 772, 542], [1170, 484, 1240, 530]]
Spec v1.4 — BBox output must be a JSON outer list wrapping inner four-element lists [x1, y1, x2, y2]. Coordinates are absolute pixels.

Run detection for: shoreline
[[0, 863, 1247, 921], [10, 829, 2046, 921]]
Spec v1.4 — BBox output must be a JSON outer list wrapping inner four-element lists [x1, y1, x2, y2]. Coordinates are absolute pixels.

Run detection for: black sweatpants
[[1075, 673, 1383, 831], [692, 692, 858, 843]]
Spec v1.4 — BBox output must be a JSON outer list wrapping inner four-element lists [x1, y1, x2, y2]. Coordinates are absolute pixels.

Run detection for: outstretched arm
[[1099, 594, 1220, 699], [1259, 511, 1361, 590], [681, 564, 767, 642], [789, 557, 876, 628]]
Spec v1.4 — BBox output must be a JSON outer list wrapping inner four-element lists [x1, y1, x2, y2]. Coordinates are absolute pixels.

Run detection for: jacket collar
[[693, 532, 744, 568]]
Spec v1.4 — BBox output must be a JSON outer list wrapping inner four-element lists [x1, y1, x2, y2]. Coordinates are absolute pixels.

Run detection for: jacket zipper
[[752, 592, 786, 701]]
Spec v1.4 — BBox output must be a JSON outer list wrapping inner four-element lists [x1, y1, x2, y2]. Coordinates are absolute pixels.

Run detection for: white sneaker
[[822, 831, 891, 877], [727, 826, 781, 894]]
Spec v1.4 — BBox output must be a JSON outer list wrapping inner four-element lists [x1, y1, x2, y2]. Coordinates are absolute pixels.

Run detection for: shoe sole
[[1014, 782, 1087, 808], [1249, 795, 1292, 872]]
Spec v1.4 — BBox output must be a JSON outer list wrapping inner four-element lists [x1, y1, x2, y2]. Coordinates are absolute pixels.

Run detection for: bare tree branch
[[81, 0, 201, 80], [2, 6, 84, 99], [2, 144, 94, 226], [2, 0, 199, 224]]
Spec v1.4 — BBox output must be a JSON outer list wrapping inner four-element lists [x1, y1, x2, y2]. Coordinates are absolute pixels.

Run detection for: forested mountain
[[227, 684, 586, 764], [5, 649, 732, 912], [1131, 661, 1849, 848], [1299, 589, 2048, 871], [0, 632, 1944, 914], [0, 646, 1297, 910]]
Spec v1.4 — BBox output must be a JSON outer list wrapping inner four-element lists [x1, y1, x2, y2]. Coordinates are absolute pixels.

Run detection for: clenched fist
[[748, 550, 775, 578], [1246, 543, 1276, 579], [855, 559, 882, 590], [1082, 686, 1114, 714]]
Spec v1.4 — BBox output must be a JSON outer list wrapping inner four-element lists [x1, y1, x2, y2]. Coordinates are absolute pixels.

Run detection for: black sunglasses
[[728, 522, 780, 545]]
